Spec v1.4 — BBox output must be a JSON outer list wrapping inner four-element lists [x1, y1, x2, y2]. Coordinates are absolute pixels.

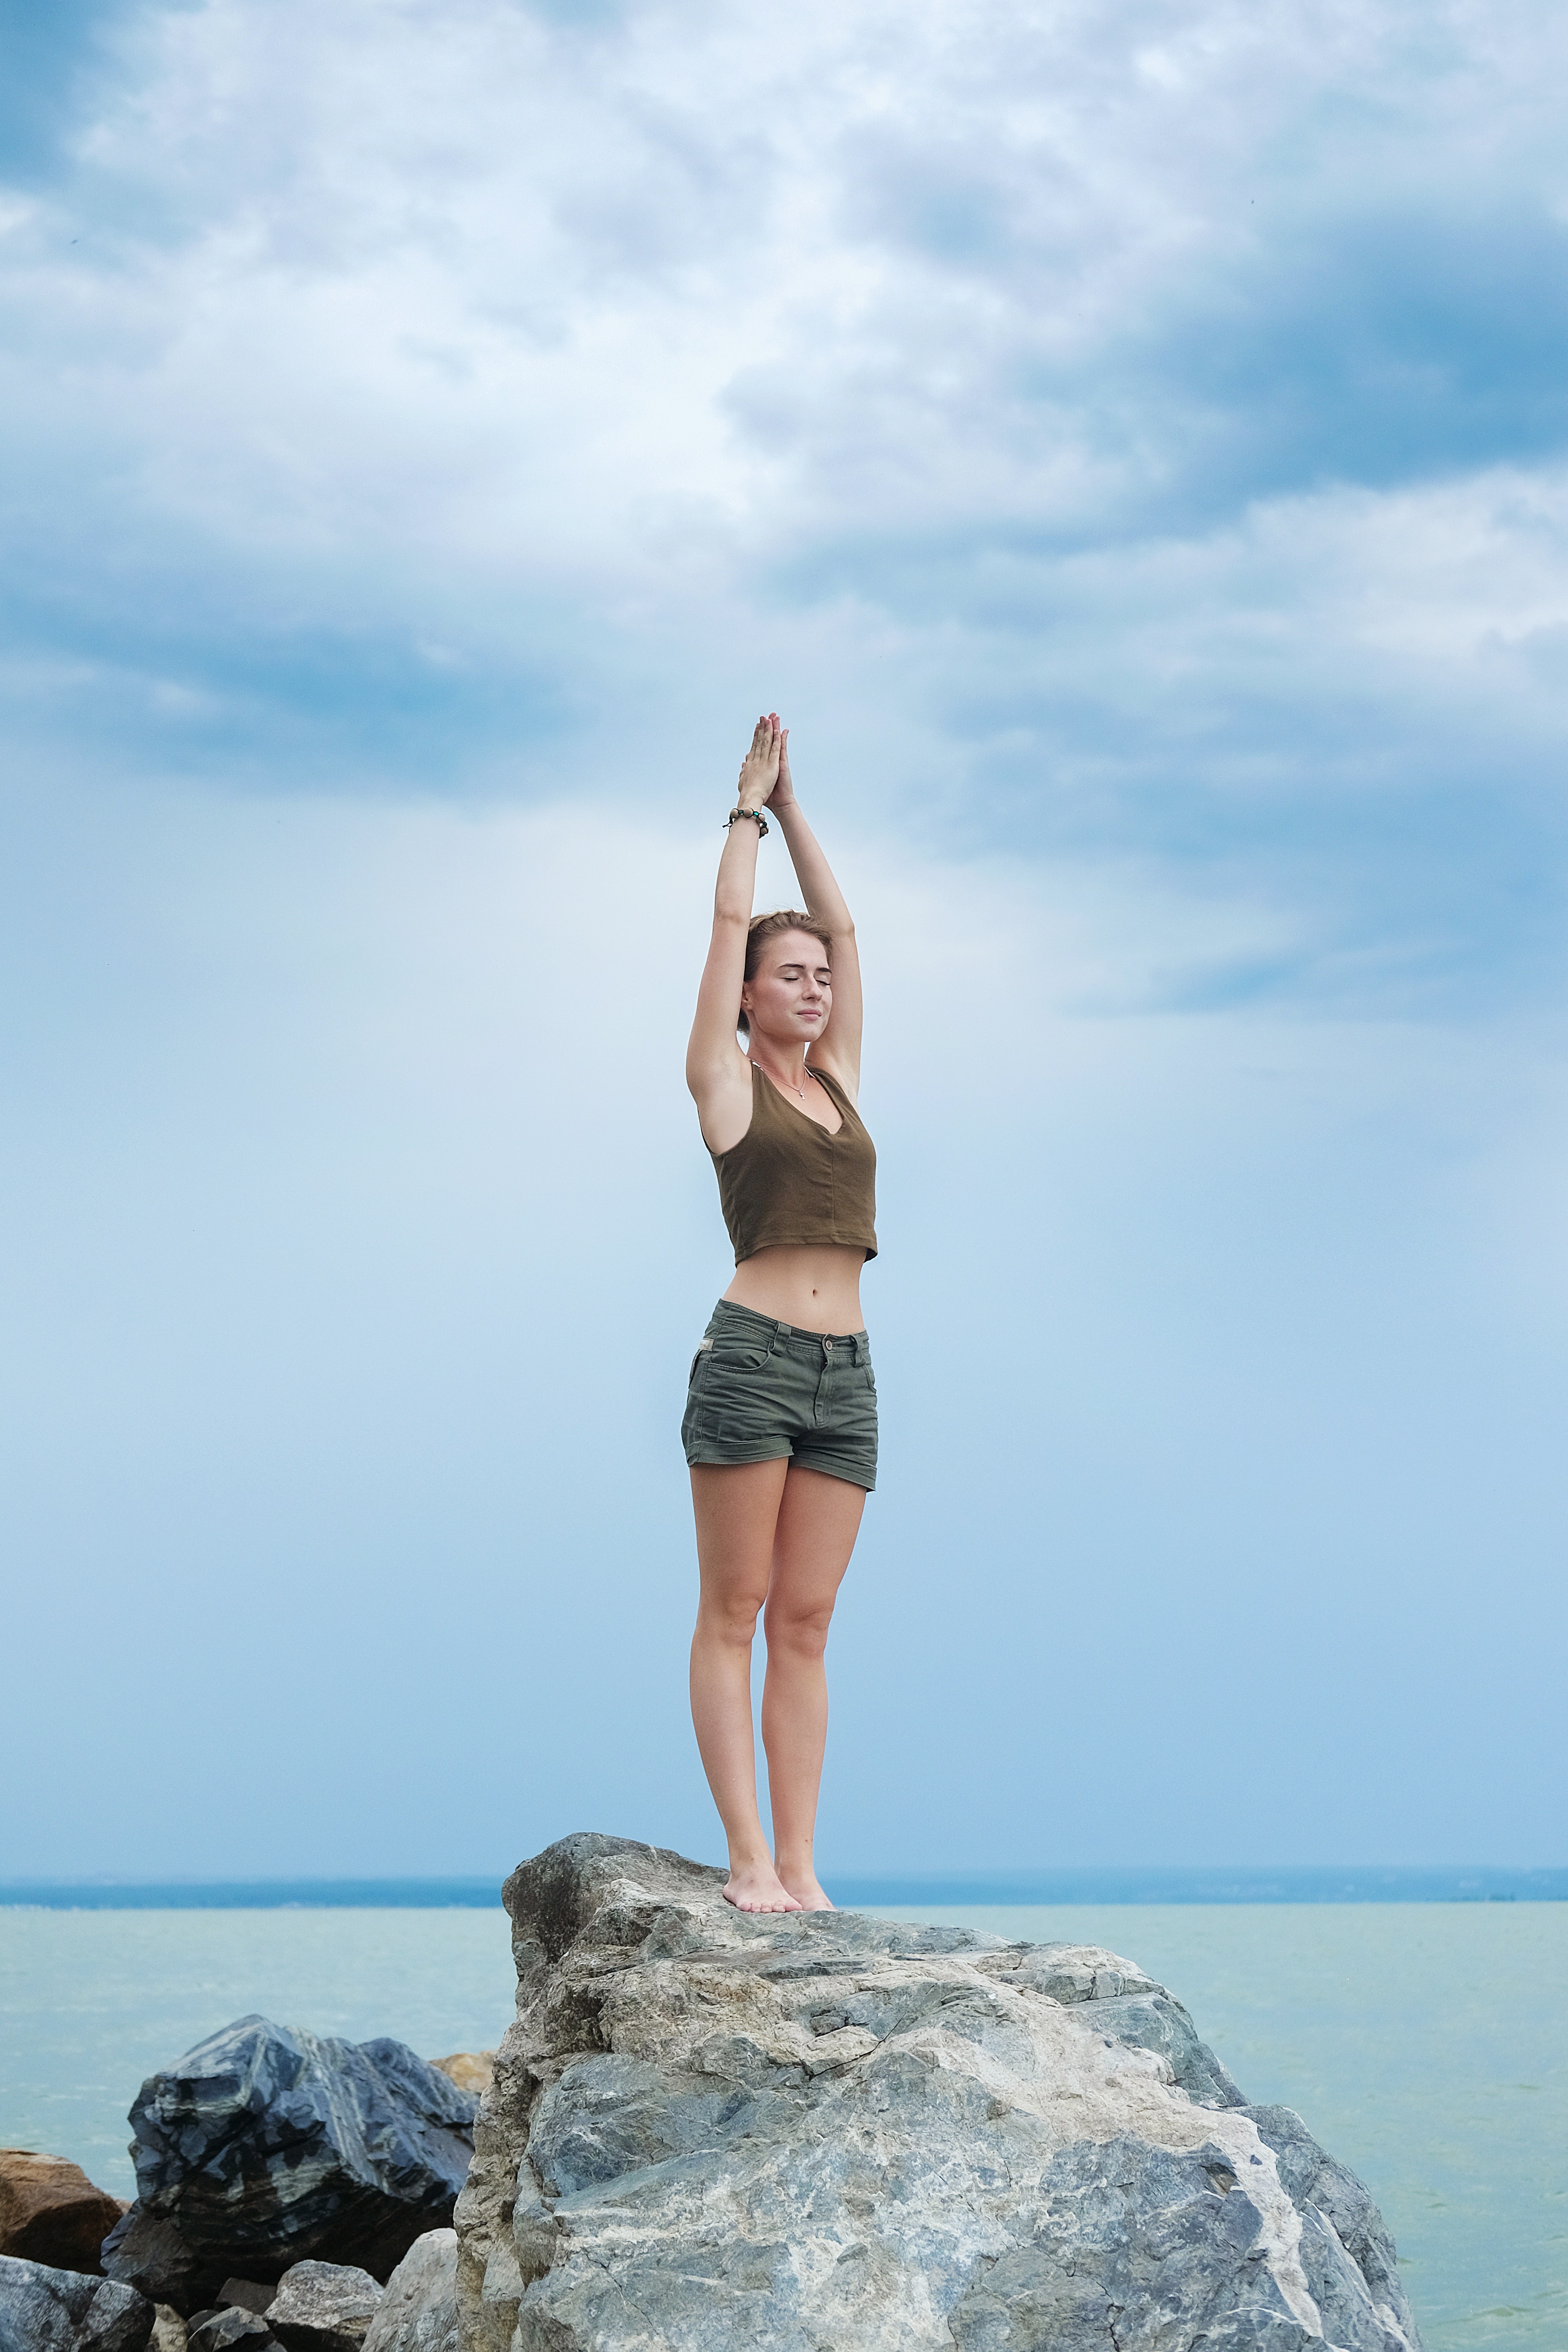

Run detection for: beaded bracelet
[[726, 805, 771, 838]]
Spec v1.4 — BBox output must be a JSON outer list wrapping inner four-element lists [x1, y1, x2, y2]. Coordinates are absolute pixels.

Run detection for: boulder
[[265, 2263, 381, 2352], [101, 2021, 478, 2315], [0, 2149, 127, 2274], [218, 2285, 276, 2318], [186, 2314, 273, 2352], [428, 2060, 494, 2101], [0, 2251, 153, 2352], [361, 2235, 458, 2352], [454, 1833, 1427, 2352]]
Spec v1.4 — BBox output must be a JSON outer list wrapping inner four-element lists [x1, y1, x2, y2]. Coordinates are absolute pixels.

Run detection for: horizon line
[[3, 1862, 1565, 1909]]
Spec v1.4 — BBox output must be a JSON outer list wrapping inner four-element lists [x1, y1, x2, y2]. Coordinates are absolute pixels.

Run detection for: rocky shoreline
[[1, 2025, 486, 2352], [1, 1834, 1426, 2351]]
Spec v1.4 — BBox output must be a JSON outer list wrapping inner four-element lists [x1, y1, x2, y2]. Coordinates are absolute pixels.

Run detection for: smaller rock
[[0, 2251, 154, 2352], [100, 2211, 200, 2312], [427, 2055, 493, 2100], [151, 2310, 188, 2352], [218, 2283, 276, 2317], [266, 2263, 382, 2352], [360, 2233, 457, 2352], [187, 2312, 274, 2352], [0, 2149, 128, 2274]]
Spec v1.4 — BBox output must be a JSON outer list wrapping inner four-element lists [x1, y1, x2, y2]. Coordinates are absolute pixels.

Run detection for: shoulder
[[692, 1052, 758, 1157], [808, 1053, 859, 1112]]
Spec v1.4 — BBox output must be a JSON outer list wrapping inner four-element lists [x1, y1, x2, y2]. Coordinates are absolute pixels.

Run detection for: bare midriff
[[722, 1242, 868, 1335]]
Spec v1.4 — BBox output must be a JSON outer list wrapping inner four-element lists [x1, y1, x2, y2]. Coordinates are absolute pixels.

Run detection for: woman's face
[[743, 930, 832, 1047]]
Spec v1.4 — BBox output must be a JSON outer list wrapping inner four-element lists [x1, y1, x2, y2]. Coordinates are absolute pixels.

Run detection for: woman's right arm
[[686, 716, 778, 1150]]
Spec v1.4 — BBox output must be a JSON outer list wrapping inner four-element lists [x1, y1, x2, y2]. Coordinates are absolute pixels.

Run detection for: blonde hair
[[738, 909, 834, 1041]]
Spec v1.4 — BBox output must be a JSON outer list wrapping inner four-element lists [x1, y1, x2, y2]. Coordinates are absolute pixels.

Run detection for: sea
[[1, 1875, 1562, 2352]]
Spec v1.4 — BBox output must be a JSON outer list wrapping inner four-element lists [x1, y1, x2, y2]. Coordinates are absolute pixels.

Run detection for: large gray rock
[[0, 2251, 154, 2352], [361, 2235, 458, 2352], [454, 1833, 1426, 2352], [101, 2020, 478, 2315]]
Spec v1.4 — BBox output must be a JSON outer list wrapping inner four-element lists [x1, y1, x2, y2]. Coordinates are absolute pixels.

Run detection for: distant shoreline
[[3, 1864, 1564, 1908]]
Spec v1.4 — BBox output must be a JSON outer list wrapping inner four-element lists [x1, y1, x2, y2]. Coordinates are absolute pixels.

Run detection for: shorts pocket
[[707, 1333, 774, 1375]]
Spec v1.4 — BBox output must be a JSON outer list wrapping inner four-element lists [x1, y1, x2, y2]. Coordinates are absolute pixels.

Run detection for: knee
[[764, 1599, 834, 1662], [697, 1592, 763, 1651]]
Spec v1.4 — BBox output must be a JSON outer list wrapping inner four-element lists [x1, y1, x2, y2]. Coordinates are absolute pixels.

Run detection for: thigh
[[766, 1463, 867, 1625], [691, 1459, 791, 1612]]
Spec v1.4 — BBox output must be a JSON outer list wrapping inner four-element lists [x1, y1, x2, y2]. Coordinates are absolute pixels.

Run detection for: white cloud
[[2, 0, 1568, 1875]]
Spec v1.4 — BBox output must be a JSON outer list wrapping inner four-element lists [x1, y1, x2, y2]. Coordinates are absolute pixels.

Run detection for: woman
[[683, 712, 878, 1914]]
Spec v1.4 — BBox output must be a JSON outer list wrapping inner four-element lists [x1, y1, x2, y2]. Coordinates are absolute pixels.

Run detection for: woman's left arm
[[769, 730, 864, 1098]]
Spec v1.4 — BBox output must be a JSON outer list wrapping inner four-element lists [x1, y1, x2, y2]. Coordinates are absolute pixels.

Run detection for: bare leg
[[689, 1459, 801, 1912], [763, 1464, 866, 1911]]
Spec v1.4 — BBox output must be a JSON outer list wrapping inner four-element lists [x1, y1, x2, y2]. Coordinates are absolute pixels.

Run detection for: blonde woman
[[684, 714, 877, 1913]]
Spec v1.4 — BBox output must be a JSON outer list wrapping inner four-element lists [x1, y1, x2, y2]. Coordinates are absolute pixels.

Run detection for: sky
[[1, 0, 1566, 1880]]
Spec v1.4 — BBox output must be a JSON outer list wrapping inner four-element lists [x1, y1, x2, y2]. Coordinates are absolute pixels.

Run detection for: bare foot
[[723, 1860, 803, 1913], [777, 1870, 834, 1912]]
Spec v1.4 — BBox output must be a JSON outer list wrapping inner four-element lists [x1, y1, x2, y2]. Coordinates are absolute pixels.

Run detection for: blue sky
[[2, 0, 1566, 1879]]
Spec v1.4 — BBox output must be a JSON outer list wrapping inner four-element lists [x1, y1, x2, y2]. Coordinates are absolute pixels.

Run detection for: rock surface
[[266, 2262, 382, 2352], [102, 2019, 478, 2314], [0, 2149, 127, 2274], [0, 2251, 154, 2352], [188, 2313, 273, 2352], [219, 2284, 278, 2318], [361, 2235, 459, 2352], [455, 1834, 1426, 2352], [430, 2061, 495, 2102]]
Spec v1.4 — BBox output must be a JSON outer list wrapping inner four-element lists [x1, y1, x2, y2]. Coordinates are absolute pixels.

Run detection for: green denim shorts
[[681, 1300, 878, 1491]]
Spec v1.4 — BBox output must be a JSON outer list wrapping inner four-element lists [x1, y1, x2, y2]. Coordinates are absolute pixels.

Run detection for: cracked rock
[[453, 1832, 1426, 2352], [0, 2251, 154, 2352]]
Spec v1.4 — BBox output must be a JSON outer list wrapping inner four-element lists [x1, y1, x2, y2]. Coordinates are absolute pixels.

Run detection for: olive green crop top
[[710, 1062, 877, 1267]]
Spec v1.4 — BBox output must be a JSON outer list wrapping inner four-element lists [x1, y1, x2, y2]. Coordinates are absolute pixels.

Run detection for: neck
[[752, 1044, 808, 1087]]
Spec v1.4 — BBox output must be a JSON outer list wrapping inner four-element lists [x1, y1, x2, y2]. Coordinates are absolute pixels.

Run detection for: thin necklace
[[753, 1053, 808, 1103]]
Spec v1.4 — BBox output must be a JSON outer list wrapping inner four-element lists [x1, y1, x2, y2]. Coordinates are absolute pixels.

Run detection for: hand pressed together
[[737, 713, 783, 812]]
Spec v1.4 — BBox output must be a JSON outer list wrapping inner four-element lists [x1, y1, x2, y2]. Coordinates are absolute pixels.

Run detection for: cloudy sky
[[3, 0, 1566, 1881]]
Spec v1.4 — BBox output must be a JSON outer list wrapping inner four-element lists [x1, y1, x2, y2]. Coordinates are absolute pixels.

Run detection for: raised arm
[[686, 715, 779, 1151], [769, 730, 864, 1099]]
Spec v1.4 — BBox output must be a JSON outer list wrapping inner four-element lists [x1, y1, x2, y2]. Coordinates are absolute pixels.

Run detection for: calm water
[[1, 1902, 1562, 2352]]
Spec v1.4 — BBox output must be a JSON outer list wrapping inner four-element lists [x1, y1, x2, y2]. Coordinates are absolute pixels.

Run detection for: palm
[[768, 725, 796, 809], [737, 715, 781, 808]]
